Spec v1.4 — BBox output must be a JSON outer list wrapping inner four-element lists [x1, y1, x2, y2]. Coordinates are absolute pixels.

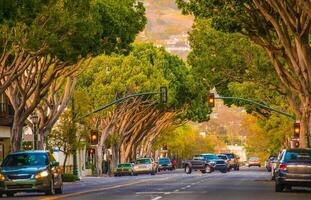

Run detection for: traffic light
[[88, 148, 95, 155], [294, 140, 300, 148], [294, 122, 300, 139], [208, 93, 215, 108], [160, 86, 167, 103], [90, 131, 99, 145]]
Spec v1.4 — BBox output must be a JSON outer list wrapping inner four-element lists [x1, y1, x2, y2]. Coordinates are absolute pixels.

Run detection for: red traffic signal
[[208, 93, 215, 108], [294, 122, 300, 139], [90, 131, 99, 145], [88, 148, 95, 155], [294, 141, 300, 148]]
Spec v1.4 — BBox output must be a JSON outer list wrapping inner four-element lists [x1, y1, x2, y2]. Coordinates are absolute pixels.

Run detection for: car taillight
[[279, 164, 287, 170]]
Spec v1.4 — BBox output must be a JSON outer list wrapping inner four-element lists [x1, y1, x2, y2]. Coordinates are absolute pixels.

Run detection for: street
[[7, 167, 311, 200]]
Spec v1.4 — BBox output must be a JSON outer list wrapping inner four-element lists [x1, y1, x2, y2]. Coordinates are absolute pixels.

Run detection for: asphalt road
[[7, 167, 311, 200]]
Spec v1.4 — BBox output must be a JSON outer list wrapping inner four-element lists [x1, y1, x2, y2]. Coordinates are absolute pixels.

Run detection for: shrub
[[62, 173, 80, 182]]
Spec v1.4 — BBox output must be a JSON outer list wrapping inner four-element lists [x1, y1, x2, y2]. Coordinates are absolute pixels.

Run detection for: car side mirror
[[51, 161, 59, 167]]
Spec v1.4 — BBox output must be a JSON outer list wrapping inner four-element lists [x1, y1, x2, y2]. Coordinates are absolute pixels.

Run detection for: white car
[[133, 158, 157, 175]]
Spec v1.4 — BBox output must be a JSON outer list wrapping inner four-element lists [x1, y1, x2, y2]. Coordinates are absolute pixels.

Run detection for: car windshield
[[201, 154, 218, 160], [285, 150, 311, 162], [136, 159, 151, 164], [118, 164, 132, 168], [158, 158, 170, 164], [2, 153, 48, 167], [225, 154, 234, 159], [249, 157, 259, 161], [218, 155, 228, 160]]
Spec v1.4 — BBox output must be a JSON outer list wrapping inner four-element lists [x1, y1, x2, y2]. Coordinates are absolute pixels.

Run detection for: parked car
[[182, 155, 214, 174], [224, 153, 240, 170], [247, 157, 261, 167], [271, 154, 281, 180], [0, 151, 63, 197], [265, 156, 277, 172], [133, 158, 157, 175], [218, 154, 230, 171], [275, 148, 311, 192], [114, 163, 134, 176], [157, 158, 173, 172]]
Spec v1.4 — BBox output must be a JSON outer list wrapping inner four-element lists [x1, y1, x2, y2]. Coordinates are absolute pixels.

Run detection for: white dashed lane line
[[151, 196, 162, 200]]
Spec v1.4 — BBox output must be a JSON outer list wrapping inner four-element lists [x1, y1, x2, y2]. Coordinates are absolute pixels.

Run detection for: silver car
[[133, 158, 157, 175]]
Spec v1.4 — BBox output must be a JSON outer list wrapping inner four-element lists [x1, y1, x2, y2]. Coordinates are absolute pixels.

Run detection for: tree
[[177, 0, 311, 147], [47, 110, 88, 170], [74, 43, 201, 175], [153, 124, 225, 160], [242, 114, 292, 161], [1, 0, 146, 151]]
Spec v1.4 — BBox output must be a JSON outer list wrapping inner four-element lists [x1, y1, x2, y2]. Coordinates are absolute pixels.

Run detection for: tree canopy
[[177, 0, 311, 147]]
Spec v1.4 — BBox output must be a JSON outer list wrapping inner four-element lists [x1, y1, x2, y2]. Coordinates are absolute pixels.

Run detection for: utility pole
[[71, 96, 78, 177]]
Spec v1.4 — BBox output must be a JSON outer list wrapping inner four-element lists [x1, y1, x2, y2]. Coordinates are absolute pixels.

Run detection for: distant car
[[157, 158, 173, 172], [133, 158, 157, 175], [265, 156, 277, 172], [275, 148, 311, 192], [218, 154, 230, 171], [214, 159, 228, 173], [199, 153, 219, 168], [224, 153, 240, 170], [0, 151, 63, 197], [247, 157, 261, 167], [114, 163, 134, 176], [182, 156, 214, 174]]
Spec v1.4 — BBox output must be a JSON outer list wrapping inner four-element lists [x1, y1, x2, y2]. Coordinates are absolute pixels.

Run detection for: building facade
[[0, 93, 14, 161]]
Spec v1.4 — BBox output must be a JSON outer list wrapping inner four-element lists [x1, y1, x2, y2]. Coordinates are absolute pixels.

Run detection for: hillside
[[136, 0, 193, 59]]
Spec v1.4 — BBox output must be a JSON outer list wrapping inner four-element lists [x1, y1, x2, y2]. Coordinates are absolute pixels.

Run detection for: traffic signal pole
[[76, 88, 167, 121], [215, 96, 296, 120], [211, 94, 306, 148]]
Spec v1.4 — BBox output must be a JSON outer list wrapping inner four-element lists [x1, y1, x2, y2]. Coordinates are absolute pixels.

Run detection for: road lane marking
[[151, 196, 162, 200], [42, 177, 170, 200]]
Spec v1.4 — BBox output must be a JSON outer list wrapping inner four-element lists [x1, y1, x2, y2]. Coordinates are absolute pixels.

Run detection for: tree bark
[[11, 118, 24, 152]]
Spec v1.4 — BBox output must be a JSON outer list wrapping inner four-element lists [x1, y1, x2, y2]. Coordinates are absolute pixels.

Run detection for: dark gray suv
[[275, 148, 311, 192]]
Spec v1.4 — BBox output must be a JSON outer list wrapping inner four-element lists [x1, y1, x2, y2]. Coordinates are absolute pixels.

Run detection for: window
[[0, 94, 6, 113]]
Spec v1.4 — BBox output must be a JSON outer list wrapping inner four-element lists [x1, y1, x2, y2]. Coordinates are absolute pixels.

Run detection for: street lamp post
[[31, 113, 39, 150]]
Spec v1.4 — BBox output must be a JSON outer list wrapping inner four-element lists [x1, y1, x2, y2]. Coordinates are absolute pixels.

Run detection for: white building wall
[[0, 126, 10, 138]]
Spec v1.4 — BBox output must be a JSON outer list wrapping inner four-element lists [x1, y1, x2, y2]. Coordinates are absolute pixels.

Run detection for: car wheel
[[205, 165, 212, 173], [45, 179, 55, 195], [6, 192, 14, 197], [285, 186, 292, 191], [220, 169, 227, 173], [185, 165, 192, 174], [275, 182, 284, 192]]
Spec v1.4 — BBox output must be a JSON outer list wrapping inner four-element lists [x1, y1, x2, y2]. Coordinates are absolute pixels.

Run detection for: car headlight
[[35, 170, 49, 179], [0, 173, 6, 181]]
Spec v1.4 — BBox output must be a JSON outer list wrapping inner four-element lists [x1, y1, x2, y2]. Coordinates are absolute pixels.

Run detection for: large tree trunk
[[11, 117, 24, 152], [110, 143, 120, 174], [96, 144, 103, 176], [301, 104, 311, 148]]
